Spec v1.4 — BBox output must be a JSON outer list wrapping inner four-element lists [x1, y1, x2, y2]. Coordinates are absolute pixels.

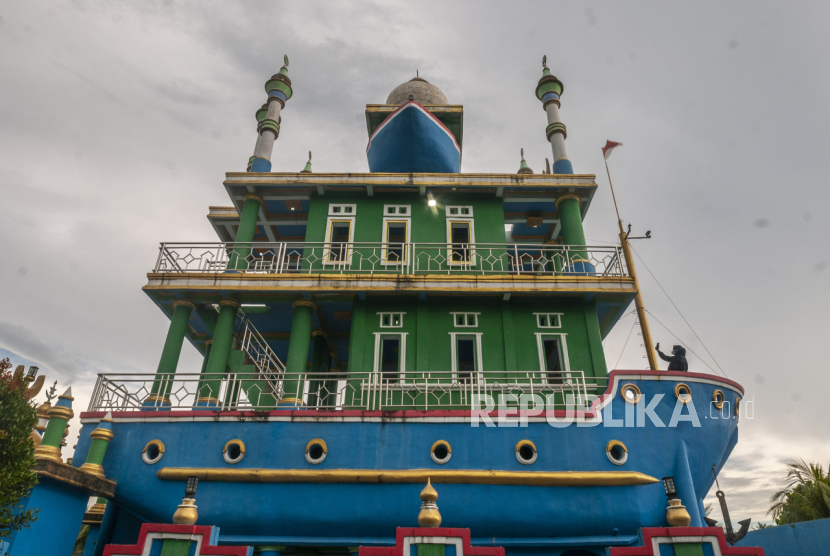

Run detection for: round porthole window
[[515, 440, 537, 465], [606, 440, 628, 465], [305, 439, 327, 464], [621, 384, 641, 404], [712, 390, 725, 410], [223, 439, 246, 464], [674, 383, 692, 405], [431, 440, 452, 464], [142, 439, 165, 465]]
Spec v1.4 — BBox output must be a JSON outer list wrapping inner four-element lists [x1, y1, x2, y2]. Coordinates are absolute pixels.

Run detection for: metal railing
[[153, 242, 627, 278], [233, 309, 286, 390], [88, 371, 610, 412]]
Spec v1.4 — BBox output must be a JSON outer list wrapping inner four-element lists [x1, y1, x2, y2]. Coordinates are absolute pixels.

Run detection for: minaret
[[248, 55, 293, 173], [535, 56, 573, 174]]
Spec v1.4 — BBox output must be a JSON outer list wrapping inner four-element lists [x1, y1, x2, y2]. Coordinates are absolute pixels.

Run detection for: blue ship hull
[[367, 101, 461, 173], [75, 371, 742, 549]]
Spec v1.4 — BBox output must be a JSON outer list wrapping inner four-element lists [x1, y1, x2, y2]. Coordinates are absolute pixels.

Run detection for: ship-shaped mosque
[[4, 57, 761, 556]]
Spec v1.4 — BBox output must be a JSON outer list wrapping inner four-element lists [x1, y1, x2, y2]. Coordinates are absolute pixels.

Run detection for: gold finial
[[172, 476, 199, 525], [542, 55, 547, 69], [417, 478, 441, 527]]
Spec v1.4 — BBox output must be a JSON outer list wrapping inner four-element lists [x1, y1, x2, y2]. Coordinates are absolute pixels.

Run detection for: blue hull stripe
[[367, 101, 461, 173]]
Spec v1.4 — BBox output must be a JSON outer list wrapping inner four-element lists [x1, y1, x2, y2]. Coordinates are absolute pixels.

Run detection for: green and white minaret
[[249, 55, 293, 173], [535, 55, 573, 174]]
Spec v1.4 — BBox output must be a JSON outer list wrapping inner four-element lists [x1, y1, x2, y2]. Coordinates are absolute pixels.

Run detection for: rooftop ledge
[[223, 172, 597, 192]]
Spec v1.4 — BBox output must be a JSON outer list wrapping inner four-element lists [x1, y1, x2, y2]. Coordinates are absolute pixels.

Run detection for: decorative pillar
[[79, 412, 114, 478], [249, 55, 293, 173], [228, 194, 264, 271], [197, 299, 240, 407], [535, 56, 573, 174], [279, 300, 316, 407], [81, 498, 108, 556], [555, 194, 589, 270], [307, 330, 329, 407], [199, 340, 213, 373], [33, 387, 73, 462], [146, 300, 195, 408]]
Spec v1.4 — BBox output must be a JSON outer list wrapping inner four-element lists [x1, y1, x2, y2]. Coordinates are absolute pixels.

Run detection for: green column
[[279, 300, 316, 406], [416, 299, 429, 376], [197, 299, 240, 406], [229, 194, 263, 270], [344, 298, 366, 407], [148, 300, 195, 406], [307, 330, 328, 407], [501, 301, 517, 373], [584, 299, 608, 378], [33, 388, 73, 462], [556, 195, 588, 267], [79, 412, 114, 478]]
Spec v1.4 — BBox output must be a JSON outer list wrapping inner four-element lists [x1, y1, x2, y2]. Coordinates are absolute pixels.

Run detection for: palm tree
[[768, 459, 830, 524]]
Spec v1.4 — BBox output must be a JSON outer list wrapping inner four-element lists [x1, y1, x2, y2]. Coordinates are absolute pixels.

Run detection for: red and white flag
[[602, 140, 623, 160]]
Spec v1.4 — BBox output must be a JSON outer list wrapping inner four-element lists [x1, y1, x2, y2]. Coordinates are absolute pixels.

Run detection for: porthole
[[515, 440, 537, 465], [712, 390, 725, 410], [223, 439, 246, 464], [620, 384, 641, 404], [305, 438, 327, 464], [142, 439, 165, 465], [735, 397, 741, 418], [674, 383, 692, 405], [431, 440, 452, 464], [606, 440, 628, 465]]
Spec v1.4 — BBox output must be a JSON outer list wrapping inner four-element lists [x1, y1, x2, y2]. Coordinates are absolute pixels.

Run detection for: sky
[[1, 0, 829, 527]]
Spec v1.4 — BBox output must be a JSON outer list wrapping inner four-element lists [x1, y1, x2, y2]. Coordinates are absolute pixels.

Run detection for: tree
[[768, 459, 830, 524], [0, 358, 39, 538]]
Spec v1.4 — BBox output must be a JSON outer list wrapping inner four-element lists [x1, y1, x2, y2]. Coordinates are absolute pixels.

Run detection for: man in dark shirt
[[656, 343, 688, 372]]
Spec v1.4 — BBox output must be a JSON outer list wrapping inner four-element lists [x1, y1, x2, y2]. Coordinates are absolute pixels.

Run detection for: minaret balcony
[[148, 241, 634, 296]]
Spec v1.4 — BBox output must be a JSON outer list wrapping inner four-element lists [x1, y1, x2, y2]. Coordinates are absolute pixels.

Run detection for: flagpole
[[603, 150, 659, 371]]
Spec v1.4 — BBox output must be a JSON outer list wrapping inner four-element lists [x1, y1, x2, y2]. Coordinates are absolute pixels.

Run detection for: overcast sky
[[2, 0, 829, 526]]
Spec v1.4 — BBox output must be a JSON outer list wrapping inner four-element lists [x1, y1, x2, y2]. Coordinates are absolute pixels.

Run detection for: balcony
[[88, 370, 609, 413], [147, 242, 632, 296]]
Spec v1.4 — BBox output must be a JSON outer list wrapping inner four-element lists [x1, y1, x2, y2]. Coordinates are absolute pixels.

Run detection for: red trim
[[103, 523, 250, 556], [79, 370, 743, 421], [366, 101, 460, 153], [610, 527, 763, 556], [360, 527, 504, 556]]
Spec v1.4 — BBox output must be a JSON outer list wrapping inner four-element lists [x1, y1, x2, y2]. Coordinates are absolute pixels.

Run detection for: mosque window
[[534, 313, 562, 329], [534, 333, 570, 383], [382, 208, 410, 264], [451, 312, 479, 328], [446, 206, 473, 217], [447, 220, 475, 263], [328, 204, 356, 216], [378, 312, 405, 328], [374, 332, 408, 384], [450, 332, 482, 383], [324, 216, 354, 263]]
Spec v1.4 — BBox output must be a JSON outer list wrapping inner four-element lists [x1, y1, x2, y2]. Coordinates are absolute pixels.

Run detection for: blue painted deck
[[367, 102, 461, 173]]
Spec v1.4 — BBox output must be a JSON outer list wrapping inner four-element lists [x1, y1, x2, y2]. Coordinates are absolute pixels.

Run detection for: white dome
[[386, 77, 448, 105]]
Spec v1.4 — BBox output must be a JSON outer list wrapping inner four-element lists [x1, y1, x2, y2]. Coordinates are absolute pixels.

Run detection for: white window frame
[[381, 217, 411, 265], [450, 312, 479, 328], [446, 218, 476, 265], [373, 332, 408, 384], [328, 204, 356, 216], [449, 332, 483, 383], [445, 206, 474, 217], [534, 313, 563, 329], [323, 216, 355, 265], [534, 332, 571, 383], [384, 204, 411, 216], [378, 312, 405, 328]]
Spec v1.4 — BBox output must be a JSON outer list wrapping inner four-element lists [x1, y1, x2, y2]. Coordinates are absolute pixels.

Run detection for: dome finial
[[517, 148, 534, 174], [417, 478, 441, 527], [301, 151, 313, 173]]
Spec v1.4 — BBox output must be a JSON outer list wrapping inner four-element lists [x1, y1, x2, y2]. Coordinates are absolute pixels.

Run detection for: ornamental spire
[[248, 55, 294, 173], [535, 56, 572, 174]]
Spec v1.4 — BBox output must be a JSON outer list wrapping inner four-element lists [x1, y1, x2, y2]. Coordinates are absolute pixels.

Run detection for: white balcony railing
[[88, 371, 609, 412], [152, 242, 627, 278]]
